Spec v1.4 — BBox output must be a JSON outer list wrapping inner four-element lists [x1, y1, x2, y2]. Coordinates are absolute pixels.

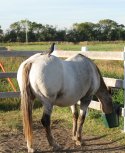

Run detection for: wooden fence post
[[0, 63, 17, 92], [81, 46, 88, 52]]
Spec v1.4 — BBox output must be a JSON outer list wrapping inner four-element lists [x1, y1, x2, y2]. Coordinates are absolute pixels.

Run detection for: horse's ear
[[48, 43, 55, 56]]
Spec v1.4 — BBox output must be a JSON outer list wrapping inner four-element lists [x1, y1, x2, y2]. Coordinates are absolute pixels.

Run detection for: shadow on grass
[[35, 146, 125, 153], [35, 136, 125, 153]]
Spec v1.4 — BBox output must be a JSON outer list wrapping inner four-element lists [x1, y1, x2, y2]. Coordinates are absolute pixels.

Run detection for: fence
[[0, 47, 125, 131]]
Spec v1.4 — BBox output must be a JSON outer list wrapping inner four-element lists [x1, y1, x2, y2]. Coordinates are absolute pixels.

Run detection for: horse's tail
[[20, 62, 34, 146]]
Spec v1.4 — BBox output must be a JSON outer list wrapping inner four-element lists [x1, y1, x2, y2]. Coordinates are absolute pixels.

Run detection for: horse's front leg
[[76, 96, 92, 146], [70, 104, 78, 141], [41, 103, 60, 150]]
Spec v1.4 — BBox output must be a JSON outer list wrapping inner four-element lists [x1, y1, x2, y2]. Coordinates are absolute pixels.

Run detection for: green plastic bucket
[[102, 108, 119, 128]]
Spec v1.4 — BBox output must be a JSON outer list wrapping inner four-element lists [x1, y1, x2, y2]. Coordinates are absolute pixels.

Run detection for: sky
[[0, 0, 125, 30]]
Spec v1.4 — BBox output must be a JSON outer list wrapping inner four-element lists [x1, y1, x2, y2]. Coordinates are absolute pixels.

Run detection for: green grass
[[8, 44, 82, 51], [88, 42, 125, 51], [1, 41, 125, 51]]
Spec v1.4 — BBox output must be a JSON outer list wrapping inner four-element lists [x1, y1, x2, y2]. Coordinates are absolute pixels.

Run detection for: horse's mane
[[95, 65, 108, 91]]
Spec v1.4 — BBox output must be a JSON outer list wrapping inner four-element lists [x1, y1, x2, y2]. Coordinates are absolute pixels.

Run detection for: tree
[[116, 24, 125, 40], [55, 30, 66, 41], [8, 20, 59, 42], [0, 25, 3, 42], [73, 22, 96, 41], [98, 19, 119, 40], [27, 22, 45, 42], [9, 20, 29, 42], [4, 30, 17, 42], [41, 24, 57, 41], [2, 19, 125, 42], [65, 29, 80, 42]]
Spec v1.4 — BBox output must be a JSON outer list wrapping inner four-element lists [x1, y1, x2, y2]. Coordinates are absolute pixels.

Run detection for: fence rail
[[0, 72, 17, 78], [0, 71, 123, 87], [0, 51, 45, 57], [0, 50, 124, 98], [0, 92, 20, 98], [0, 50, 124, 59], [55, 50, 124, 60]]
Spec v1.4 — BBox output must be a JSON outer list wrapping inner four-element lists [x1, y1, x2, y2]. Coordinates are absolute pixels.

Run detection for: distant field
[[0, 41, 125, 51]]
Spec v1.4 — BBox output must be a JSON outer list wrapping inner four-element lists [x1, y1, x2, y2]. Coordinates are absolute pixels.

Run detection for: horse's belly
[[54, 96, 79, 107]]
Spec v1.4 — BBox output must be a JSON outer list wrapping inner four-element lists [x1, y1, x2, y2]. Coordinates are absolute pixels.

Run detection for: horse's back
[[65, 54, 100, 93]]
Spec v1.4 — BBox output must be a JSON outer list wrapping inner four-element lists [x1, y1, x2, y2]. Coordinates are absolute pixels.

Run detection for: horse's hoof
[[28, 148, 34, 153], [53, 143, 62, 151], [76, 140, 84, 146], [76, 140, 85, 146], [72, 136, 77, 141]]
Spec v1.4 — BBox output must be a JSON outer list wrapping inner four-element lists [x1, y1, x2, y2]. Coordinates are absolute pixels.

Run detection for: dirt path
[[0, 120, 125, 153]]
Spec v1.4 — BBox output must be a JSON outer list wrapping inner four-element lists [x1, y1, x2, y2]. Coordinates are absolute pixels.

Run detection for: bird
[[48, 43, 55, 56]]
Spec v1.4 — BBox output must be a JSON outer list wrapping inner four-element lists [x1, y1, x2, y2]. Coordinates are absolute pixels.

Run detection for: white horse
[[17, 48, 113, 152]]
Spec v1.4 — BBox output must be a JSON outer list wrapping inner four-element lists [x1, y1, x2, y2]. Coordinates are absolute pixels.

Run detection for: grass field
[[1, 41, 125, 51], [0, 41, 125, 149]]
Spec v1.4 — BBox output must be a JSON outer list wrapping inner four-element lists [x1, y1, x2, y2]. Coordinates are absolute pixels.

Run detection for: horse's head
[[100, 93, 113, 114], [95, 67, 113, 114]]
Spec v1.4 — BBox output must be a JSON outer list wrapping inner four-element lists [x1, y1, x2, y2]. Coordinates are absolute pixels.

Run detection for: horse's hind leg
[[76, 96, 92, 146], [70, 104, 78, 141], [41, 102, 60, 150]]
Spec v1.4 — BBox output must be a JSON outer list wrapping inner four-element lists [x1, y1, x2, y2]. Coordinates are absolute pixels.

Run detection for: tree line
[[0, 19, 125, 42]]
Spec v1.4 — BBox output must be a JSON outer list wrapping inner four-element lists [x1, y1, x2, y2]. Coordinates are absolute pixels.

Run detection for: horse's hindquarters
[[29, 56, 64, 102]]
